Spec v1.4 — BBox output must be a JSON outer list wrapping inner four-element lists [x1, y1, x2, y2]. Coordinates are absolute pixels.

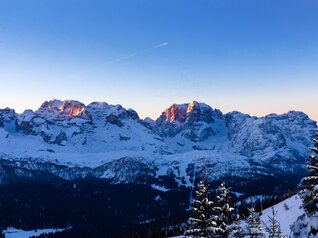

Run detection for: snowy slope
[[260, 194, 303, 236], [3, 227, 66, 238]]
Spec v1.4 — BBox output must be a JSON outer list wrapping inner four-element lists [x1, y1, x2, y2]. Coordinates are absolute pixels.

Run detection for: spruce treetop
[[300, 129, 318, 215]]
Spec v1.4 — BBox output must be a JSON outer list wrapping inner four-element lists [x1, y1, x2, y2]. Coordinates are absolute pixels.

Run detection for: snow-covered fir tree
[[212, 181, 235, 238], [228, 218, 245, 238], [265, 207, 283, 238], [246, 207, 265, 238], [184, 180, 221, 238], [292, 129, 318, 237], [300, 130, 318, 215]]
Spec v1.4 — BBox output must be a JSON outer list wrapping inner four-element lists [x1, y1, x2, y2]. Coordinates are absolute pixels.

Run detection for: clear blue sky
[[0, 0, 317, 121]]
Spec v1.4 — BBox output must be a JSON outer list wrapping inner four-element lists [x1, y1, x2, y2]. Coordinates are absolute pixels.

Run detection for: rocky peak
[[37, 99, 91, 120], [186, 101, 204, 113], [87, 102, 110, 111], [159, 101, 222, 125], [58, 100, 86, 117], [141, 117, 156, 130], [144, 117, 155, 126], [0, 108, 17, 133], [39, 99, 63, 111], [225, 111, 250, 125], [19, 110, 35, 122], [0, 108, 16, 121], [186, 101, 222, 125], [126, 109, 139, 120], [87, 102, 139, 121], [155, 101, 223, 140], [164, 103, 188, 123]]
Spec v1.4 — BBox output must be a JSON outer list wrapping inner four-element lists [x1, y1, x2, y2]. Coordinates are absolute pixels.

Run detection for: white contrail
[[153, 42, 168, 48], [69, 42, 169, 79]]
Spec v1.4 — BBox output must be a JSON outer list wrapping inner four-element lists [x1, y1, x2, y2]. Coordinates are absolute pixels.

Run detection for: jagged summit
[[36, 99, 140, 120], [39, 99, 86, 116], [154, 101, 223, 140], [0, 99, 143, 146], [0, 99, 316, 145], [36, 99, 91, 120], [158, 101, 222, 124]]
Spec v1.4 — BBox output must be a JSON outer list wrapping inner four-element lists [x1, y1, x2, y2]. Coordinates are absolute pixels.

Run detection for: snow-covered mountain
[[0, 99, 316, 189]]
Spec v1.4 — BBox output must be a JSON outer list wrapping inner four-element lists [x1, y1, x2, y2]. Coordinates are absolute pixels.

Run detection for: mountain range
[[0, 99, 316, 192]]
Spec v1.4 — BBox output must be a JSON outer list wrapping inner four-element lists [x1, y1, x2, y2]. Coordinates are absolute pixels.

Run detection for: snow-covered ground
[[3, 227, 65, 238], [151, 184, 171, 192], [260, 194, 303, 236]]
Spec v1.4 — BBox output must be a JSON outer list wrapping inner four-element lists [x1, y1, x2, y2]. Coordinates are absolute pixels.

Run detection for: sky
[[0, 0, 317, 121]]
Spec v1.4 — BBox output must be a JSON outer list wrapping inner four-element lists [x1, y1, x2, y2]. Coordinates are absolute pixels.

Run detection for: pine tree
[[300, 129, 318, 215], [228, 218, 245, 238], [184, 180, 219, 238], [265, 207, 283, 238], [246, 207, 265, 238], [277, 228, 284, 238], [293, 129, 318, 237], [212, 181, 235, 238]]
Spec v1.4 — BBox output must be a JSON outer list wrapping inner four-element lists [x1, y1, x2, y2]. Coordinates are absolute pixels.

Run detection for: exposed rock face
[[155, 101, 223, 141], [86, 102, 139, 121], [106, 114, 124, 127], [58, 100, 86, 117], [38, 99, 92, 120], [0, 108, 17, 132], [53, 132, 67, 145], [0, 127, 8, 139], [126, 109, 139, 120], [0, 108, 16, 122], [164, 103, 188, 123], [185, 101, 221, 124], [158, 101, 220, 125]]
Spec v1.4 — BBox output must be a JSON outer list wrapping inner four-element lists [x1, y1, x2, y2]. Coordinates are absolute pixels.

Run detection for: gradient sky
[[0, 0, 317, 121]]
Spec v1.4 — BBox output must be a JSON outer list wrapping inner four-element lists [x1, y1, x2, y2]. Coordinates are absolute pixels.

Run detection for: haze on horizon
[[0, 0, 317, 122]]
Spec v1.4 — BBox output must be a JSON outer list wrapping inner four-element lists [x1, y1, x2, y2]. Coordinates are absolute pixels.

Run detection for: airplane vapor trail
[[153, 42, 168, 48], [69, 42, 169, 79]]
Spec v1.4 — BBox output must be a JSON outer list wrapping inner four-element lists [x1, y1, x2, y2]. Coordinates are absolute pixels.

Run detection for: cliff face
[[154, 101, 223, 141]]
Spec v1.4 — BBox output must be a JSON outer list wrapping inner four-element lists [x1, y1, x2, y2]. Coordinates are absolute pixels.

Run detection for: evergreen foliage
[[228, 218, 245, 238], [213, 182, 235, 238], [265, 207, 283, 238], [184, 181, 221, 237], [300, 130, 318, 215], [246, 207, 265, 238], [292, 129, 318, 237]]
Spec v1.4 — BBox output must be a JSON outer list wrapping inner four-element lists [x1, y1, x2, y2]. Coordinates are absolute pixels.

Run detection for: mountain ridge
[[0, 99, 316, 193], [3, 99, 314, 122]]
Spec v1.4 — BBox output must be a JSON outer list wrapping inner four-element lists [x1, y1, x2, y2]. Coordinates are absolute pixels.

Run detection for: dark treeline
[[0, 170, 301, 238], [0, 173, 190, 237]]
